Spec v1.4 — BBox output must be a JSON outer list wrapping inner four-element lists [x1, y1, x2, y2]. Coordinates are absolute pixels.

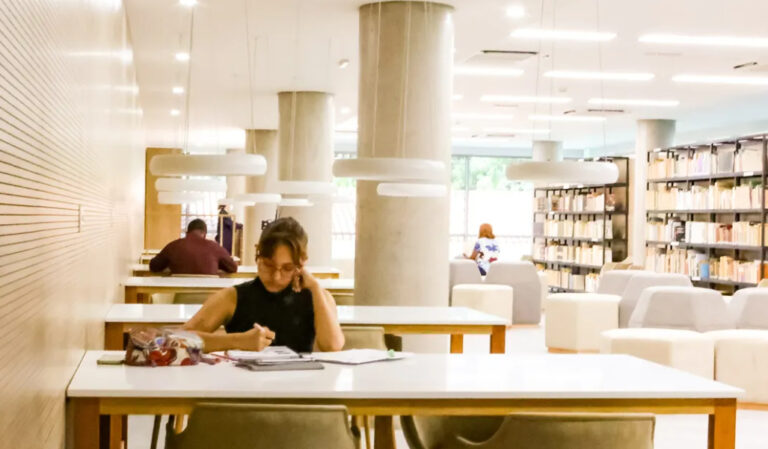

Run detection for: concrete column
[[245, 129, 279, 193], [225, 148, 247, 221], [277, 91, 334, 265], [242, 129, 279, 264], [631, 119, 675, 266], [355, 2, 453, 310]]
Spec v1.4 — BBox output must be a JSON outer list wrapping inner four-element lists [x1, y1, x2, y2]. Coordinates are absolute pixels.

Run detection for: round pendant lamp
[[157, 191, 207, 204], [155, 177, 227, 192], [232, 193, 282, 204], [149, 153, 267, 176], [376, 182, 447, 198], [278, 198, 314, 207], [505, 140, 619, 185]]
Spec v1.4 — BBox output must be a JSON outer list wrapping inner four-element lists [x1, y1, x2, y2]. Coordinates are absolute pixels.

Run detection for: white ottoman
[[600, 328, 714, 379], [708, 329, 768, 404], [545, 293, 621, 353], [452, 284, 514, 323], [728, 288, 768, 329]]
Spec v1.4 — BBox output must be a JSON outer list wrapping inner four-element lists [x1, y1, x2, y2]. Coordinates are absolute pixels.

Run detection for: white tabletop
[[105, 304, 509, 326], [130, 264, 341, 275], [68, 351, 742, 399], [123, 276, 353, 290]]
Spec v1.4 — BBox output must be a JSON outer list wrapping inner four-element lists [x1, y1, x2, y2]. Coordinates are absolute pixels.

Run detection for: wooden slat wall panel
[[0, 1, 144, 448]]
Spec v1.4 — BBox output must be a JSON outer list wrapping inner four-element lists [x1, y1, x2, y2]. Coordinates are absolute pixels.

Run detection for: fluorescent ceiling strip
[[454, 66, 523, 76], [529, 114, 606, 122], [639, 33, 768, 48], [481, 95, 571, 104], [511, 28, 616, 42], [544, 70, 654, 81], [588, 98, 679, 107], [672, 74, 768, 86]]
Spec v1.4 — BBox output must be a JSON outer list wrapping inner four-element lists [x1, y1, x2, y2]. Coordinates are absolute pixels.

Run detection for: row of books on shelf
[[542, 269, 599, 293], [539, 218, 614, 240], [646, 220, 768, 246], [644, 247, 764, 284], [534, 192, 617, 213], [533, 242, 610, 266], [648, 143, 762, 180], [646, 182, 763, 211]]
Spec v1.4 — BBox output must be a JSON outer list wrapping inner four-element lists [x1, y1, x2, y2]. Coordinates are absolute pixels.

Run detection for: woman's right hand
[[238, 323, 275, 351]]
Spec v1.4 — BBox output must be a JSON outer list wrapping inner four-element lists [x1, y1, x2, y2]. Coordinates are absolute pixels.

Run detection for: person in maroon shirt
[[149, 219, 237, 275]]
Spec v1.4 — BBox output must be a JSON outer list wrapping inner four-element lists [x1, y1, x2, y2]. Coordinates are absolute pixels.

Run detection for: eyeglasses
[[257, 258, 297, 278]]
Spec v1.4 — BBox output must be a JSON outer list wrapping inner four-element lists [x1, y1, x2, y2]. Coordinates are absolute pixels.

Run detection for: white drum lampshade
[[274, 181, 337, 195], [232, 193, 282, 204], [149, 154, 267, 176], [155, 178, 227, 192], [505, 160, 619, 185], [278, 198, 314, 207]]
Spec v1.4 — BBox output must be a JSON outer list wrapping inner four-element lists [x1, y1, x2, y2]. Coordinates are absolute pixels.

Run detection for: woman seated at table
[[183, 217, 344, 353]]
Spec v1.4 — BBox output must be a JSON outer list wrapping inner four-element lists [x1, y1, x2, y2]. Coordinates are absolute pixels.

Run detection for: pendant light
[[157, 191, 207, 204], [155, 178, 227, 192]]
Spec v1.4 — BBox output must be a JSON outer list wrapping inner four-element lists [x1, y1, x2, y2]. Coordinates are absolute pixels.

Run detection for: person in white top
[[464, 223, 500, 275]]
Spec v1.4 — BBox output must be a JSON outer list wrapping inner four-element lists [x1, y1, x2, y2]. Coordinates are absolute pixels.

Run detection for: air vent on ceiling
[[465, 49, 537, 65], [644, 51, 683, 58], [734, 61, 768, 73], [587, 108, 625, 114], [486, 132, 517, 138], [492, 103, 519, 108]]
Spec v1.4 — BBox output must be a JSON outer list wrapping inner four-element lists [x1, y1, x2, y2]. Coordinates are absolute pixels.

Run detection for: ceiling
[[125, 0, 768, 157]]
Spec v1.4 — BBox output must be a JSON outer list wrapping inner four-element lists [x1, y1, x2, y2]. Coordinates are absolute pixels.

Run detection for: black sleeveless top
[[225, 277, 316, 353]]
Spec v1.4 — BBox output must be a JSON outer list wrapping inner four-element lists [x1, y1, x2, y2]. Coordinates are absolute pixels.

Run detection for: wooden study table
[[104, 304, 509, 353], [129, 263, 341, 279], [122, 276, 353, 304], [68, 352, 741, 449]]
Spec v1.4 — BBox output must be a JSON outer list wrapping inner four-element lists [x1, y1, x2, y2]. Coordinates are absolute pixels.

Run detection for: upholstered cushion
[[618, 272, 692, 327], [728, 288, 768, 329], [628, 286, 732, 332], [484, 262, 541, 324], [596, 270, 638, 295], [452, 284, 514, 322], [708, 329, 768, 403], [545, 293, 620, 351]]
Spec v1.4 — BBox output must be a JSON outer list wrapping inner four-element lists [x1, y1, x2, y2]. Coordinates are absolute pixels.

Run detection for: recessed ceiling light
[[172, 86, 184, 94], [510, 28, 616, 42], [179, 0, 197, 6], [175, 52, 190, 62], [338, 59, 350, 69], [454, 112, 515, 120], [340, 107, 351, 114], [454, 66, 523, 77], [481, 95, 572, 104], [672, 74, 768, 85], [529, 114, 606, 122], [453, 94, 463, 100], [544, 70, 654, 81], [505, 5, 525, 18], [170, 109, 181, 116], [483, 127, 550, 134], [588, 98, 679, 107], [639, 33, 768, 48]]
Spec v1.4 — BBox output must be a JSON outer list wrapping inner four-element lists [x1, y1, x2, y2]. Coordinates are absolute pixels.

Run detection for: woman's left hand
[[292, 266, 319, 292]]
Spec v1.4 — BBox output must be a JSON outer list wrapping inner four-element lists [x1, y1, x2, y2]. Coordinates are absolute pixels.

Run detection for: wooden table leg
[[450, 334, 464, 353], [373, 416, 396, 449], [490, 325, 506, 354], [708, 398, 736, 449], [104, 323, 124, 350], [108, 415, 122, 449], [72, 398, 100, 449], [124, 287, 138, 304]]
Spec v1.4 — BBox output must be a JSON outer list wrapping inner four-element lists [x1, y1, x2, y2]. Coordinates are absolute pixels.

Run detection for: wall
[[0, 1, 144, 448], [145, 147, 181, 249]]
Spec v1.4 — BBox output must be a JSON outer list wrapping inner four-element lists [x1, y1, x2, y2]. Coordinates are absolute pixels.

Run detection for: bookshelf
[[532, 157, 630, 293], [644, 133, 768, 292]]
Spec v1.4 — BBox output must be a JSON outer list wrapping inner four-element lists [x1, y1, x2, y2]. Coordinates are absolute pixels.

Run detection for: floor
[[127, 323, 768, 449]]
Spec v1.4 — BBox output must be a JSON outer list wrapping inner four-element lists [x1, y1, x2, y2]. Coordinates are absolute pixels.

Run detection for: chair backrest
[[729, 287, 768, 329], [449, 260, 483, 304], [596, 270, 638, 295], [173, 293, 211, 304], [441, 413, 654, 449], [484, 261, 541, 324], [618, 272, 692, 327], [401, 416, 505, 449], [165, 403, 359, 449], [170, 274, 220, 278], [342, 326, 387, 350], [628, 286, 731, 331]]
